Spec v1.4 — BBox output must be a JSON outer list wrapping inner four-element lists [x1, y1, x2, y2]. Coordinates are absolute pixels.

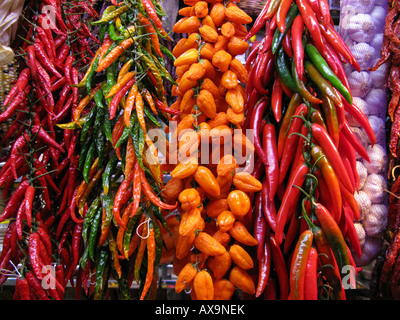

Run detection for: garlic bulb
[[348, 14, 377, 43], [362, 204, 388, 237], [348, 71, 373, 98], [370, 6, 387, 32], [370, 33, 384, 52], [356, 160, 368, 189], [354, 222, 366, 247], [362, 144, 387, 174], [354, 190, 372, 220], [368, 115, 386, 145], [362, 173, 387, 204], [343, 0, 376, 14], [364, 88, 387, 117], [353, 237, 383, 267], [370, 58, 387, 88]]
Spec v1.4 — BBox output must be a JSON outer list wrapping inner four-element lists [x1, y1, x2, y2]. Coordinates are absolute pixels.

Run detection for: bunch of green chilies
[[244, 0, 376, 299], [0, 0, 178, 300]]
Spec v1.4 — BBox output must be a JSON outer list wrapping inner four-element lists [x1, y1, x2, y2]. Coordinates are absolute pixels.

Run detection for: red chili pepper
[[245, 0, 272, 41], [250, 97, 270, 166], [342, 99, 376, 146], [282, 29, 293, 58], [341, 121, 370, 162], [261, 179, 277, 232], [65, 221, 83, 283], [0, 86, 30, 123], [275, 163, 309, 245], [0, 179, 30, 223], [15, 199, 25, 240], [291, 15, 304, 81], [253, 191, 267, 260], [153, 94, 182, 115], [262, 124, 279, 201], [278, 103, 307, 184], [14, 277, 31, 300], [290, 229, 313, 300], [269, 234, 290, 299], [32, 124, 65, 153], [296, 0, 325, 54], [243, 89, 261, 129], [343, 203, 361, 258], [25, 271, 49, 300], [311, 123, 354, 193], [33, 42, 62, 78], [64, 55, 74, 85], [29, 233, 45, 280], [109, 78, 135, 120], [253, 52, 271, 95], [319, 23, 360, 72], [245, 42, 260, 72], [23, 185, 35, 228], [256, 236, 272, 298], [271, 77, 283, 123], [303, 247, 318, 300], [142, 0, 164, 31], [139, 166, 178, 210], [277, 0, 294, 33]]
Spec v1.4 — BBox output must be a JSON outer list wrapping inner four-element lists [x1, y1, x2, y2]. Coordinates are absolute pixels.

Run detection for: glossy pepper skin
[[290, 229, 313, 300]]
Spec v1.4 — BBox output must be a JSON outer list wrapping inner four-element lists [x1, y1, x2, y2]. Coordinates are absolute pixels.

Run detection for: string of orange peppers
[[166, 0, 268, 300]]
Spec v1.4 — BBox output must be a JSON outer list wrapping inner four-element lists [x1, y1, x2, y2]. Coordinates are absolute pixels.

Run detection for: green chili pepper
[[291, 59, 322, 104], [101, 193, 114, 232], [123, 207, 143, 258], [94, 247, 110, 300], [88, 207, 102, 261], [93, 100, 106, 167], [160, 44, 175, 61], [108, 21, 124, 41], [139, 54, 165, 101], [82, 197, 102, 243], [304, 60, 342, 107], [143, 104, 161, 127], [79, 137, 92, 170], [80, 106, 97, 144], [102, 153, 119, 194], [275, 46, 297, 92], [92, 4, 130, 25], [83, 142, 96, 184], [151, 217, 163, 266], [149, 52, 177, 85], [131, 119, 146, 170], [305, 44, 352, 104], [86, 55, 100, 94], [272, 4, 298, 54], [115, 123, 132, 149], [103, 63, 117, 106]]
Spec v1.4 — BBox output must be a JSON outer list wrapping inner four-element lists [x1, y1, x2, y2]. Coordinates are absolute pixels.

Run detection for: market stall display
[[0, 0, 395, 301]]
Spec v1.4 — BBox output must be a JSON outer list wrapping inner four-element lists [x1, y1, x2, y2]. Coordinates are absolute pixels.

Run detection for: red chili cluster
[[0, 0, 97, 300]]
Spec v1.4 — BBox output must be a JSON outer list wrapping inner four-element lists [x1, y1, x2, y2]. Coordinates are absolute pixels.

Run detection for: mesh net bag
[[338, 0, 389, 267]]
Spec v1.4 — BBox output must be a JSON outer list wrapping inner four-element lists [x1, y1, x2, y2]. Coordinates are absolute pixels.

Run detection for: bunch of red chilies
[[242, 0, 376, 299], [0, 0, 98, 300]]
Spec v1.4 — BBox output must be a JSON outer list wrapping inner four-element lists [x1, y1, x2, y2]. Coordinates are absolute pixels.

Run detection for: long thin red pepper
[[303, 247, 318, 300], [279, 103, 307, 184], [0, 179, 30, 223], [139, 167, 178, 210], [290, 229, 313, 300], [256, 237, 272, 298], [275, 163, 309, 245], [250, 97, 269, 166], [271, 77, 283, 123], [277, 0, 294, 33], [291, 15, 304, 81], [110, 78, 135, 120], [262, 124, 279, 201], [311, 123, 354, 193], [296, 0, 325, 54], [341, 121, 370, 162], [269, 234, 289, 300]]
